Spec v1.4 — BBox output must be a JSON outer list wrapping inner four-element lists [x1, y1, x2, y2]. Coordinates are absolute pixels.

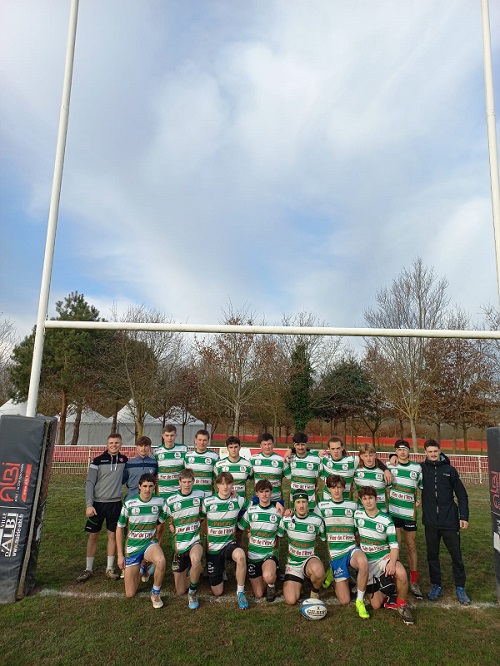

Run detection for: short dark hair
[[424, 439, 441, 449], [215, 471, 234, 485], [326, 474, 346, 489], [226, 436, 241, 446], [257, 432, 274, 444], [162, 424, 177, 434], [255, 479, 272, 493], [292, 432, 308, 444], [138, 473, 156, 486], [195, 429, 210, 439], [136, 435, 152, 447], [358, 486, 377, 499], [179, 468, 194, 480], [108, 432, 122, 441], [328, 436, 346, 455]]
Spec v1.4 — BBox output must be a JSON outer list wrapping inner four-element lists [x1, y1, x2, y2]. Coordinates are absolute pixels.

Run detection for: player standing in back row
[[387, 439, 423, 599], [154, 424, 188, 500], [185, 429, 219, 495], [250, 433, 289, 505]]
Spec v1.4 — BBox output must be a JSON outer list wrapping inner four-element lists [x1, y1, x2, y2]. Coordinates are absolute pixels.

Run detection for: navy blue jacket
[[122, 454, 158, 500], [421, 453, 469, 529]]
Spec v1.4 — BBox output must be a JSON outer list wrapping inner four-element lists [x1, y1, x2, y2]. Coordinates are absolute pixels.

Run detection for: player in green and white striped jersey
[[315, 474, 370, 619], [163, 468, 205, 609], [116, 473, 167, 610], [213, 436, 253, 499], [284, 432, 320, 508], [184, 429, 219, 495], [352, 443, 390, 513], [387, 439, 424, 599], [319, 436, 359, 500], [277, 492, 325, 605], [250, 432, 289, 504], [355, 486, 414, 625], [201, 471, 249, 609], [238, 479, 280, 601], [154, 425, 188, 499]]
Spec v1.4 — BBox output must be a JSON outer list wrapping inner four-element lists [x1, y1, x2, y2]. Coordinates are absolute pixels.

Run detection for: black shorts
[[392, 516, 417, 531], [84, 501, 122, 533], [175, 544, 202, 574], [248, 556, 279, 579], [206, 541, 242, 587]]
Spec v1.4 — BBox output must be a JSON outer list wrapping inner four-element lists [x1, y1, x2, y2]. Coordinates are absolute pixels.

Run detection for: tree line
[[2, 259, 500, 449]]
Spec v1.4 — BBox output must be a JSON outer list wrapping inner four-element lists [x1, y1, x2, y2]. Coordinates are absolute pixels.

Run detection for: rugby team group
[[76, 426, 471, 626]]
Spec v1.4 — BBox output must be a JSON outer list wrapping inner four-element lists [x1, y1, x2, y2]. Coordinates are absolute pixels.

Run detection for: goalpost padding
[[486, 427, 500, 603], [0, 414, 56, 603]]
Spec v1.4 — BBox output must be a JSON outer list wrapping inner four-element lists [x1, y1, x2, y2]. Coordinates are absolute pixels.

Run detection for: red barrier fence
[[51, 445, 489, 484]]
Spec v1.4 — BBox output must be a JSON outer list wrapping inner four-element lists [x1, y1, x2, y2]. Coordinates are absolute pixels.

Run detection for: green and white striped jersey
[[285, 451, 321, 508], [117, 494, 167, 556], [315, 499, 358, 559], [154, 443, 188, 498], [352, 466, 388, 512], [185, 449, 219, 495], [319, 453, 358, 500], [238, 503, 280, 562], [213, 456, 253, 498], [387, 461, 422, 520], [201, 494, 247, 554], [277, 511, 325, 567], [163, 489, 205, 555], [354, 508, 398, 563], [250, 452, 288, 502]]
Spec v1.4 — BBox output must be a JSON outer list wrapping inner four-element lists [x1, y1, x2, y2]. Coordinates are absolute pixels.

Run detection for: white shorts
[[284, 556, 321, 583], [367, 554, 391, 586]]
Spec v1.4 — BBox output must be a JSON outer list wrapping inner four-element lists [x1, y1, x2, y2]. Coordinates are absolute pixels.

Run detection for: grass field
[[0, 476, 498, 666]]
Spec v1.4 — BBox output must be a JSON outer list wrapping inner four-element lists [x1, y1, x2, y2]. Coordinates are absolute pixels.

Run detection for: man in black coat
[[421, 439, 470, 605]]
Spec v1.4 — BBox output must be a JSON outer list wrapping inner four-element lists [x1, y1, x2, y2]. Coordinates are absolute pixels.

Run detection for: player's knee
[[233, 550, 246, 565]]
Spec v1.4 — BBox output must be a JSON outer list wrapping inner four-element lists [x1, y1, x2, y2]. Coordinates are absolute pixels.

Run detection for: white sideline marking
[[38, 588, 498, 608]]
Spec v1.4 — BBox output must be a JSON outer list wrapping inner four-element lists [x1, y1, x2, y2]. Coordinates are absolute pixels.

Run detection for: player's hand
[[169, 523, 175, 533], [86, 506, 97, 518], [460, 520, 469, 530], [385, 561, 396, 577], [117, 555, 125, 571], [415, 500, 421, 507], [383, 469, 393, 485], [283, 508, 293, 518]]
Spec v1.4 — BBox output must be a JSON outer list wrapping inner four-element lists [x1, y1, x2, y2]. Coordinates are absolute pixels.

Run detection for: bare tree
[[195, 304, 262, 436], [364, 258, 449, 451], [0, 316, 16, 405], [107, 305, 184, 438]]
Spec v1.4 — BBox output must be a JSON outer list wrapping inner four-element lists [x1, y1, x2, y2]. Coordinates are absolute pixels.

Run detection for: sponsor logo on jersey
[[342, 463, 348, 471], [345, 508, 353, 517], [151, 505, 159, 514], [376, 523, 384, 532], [193, 498, 200, 506], [205, 458, 212, 465], [272, 460, 278, 468], [188, 457, 195, 464], [291, 461, 296, 468], [132, 507, 140, 514], [307, 463, 313, 471], [270, 514, 277, 522], [357, 518, 365, 527], [358, 472, 365, 478], [174, 502, 182, 511], [325, 509, 333, 517], [174, 452, 181, 459], [223, 466, 229, 472], [376, 473, 383, 481], [307, 524, 315, 532], [240, 466, 246, 472], [410, 471, 417, 479], [227, 502, 234, 510], [392, 469, 399, 476]]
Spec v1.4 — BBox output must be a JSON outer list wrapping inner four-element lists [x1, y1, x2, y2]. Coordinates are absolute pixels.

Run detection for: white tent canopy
[[63, 404, 112, 446], [115, 400, 209, 446], [0, 399, 28, 416]]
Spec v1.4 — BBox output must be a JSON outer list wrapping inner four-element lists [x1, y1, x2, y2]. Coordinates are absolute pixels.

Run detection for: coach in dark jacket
[[421, 439, 470, 605]]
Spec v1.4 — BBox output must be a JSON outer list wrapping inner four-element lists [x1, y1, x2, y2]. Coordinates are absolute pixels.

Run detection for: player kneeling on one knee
[[116, 473, 167, 609], [278, 492, 325, 605], [355, 486, 414, 625], [201, 472, 249, 609]]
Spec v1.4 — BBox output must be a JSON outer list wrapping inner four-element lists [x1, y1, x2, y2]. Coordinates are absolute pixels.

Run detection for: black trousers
[[424, 525, 466, 587]]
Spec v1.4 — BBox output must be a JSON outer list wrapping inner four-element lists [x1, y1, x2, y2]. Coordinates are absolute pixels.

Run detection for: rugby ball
[[300, 598, 327, 620]]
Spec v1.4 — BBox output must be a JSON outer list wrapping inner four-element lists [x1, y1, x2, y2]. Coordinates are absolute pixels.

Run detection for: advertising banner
[[486, 427, 500, 603], [0, 414, 56, 603]]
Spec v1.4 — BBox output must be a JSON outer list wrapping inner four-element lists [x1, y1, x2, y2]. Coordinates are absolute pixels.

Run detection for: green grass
[[0, 476, 498, 666]]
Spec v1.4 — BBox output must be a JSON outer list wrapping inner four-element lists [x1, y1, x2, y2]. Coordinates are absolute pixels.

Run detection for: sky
[[1, 0, 500, 350]]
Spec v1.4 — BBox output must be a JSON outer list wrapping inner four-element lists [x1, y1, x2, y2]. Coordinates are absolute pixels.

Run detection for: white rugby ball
[[300, 598, 327, 620]]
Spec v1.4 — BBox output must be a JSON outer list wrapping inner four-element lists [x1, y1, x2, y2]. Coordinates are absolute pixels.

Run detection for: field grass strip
[[38, 588, 498, 608]]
